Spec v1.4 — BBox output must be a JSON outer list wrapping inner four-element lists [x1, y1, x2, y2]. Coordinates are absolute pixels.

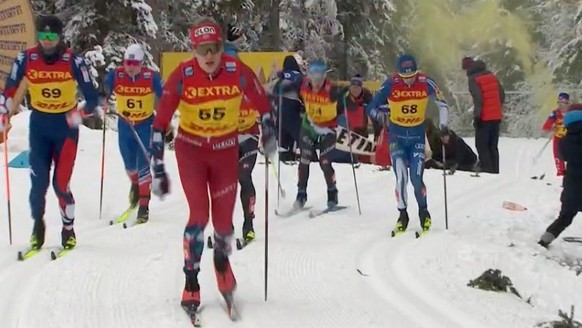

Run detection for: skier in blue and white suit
[[366, 54, 450, 236]]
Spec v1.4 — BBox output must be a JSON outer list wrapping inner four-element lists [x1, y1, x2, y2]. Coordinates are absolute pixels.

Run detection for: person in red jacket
[[542, 92, 570, 176], [462, 57, 505, 174], [150, 17, 276, 321], [337, 74, 373, 163]]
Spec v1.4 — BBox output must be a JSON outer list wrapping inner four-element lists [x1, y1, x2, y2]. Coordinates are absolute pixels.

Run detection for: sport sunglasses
[[124, 59, 142, 67], [37, 32, 59, 41], [194, 43, 221, 56]]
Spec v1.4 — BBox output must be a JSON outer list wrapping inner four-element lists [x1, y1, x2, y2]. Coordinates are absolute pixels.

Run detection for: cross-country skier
[[272, 55, 304, 163], [294, 60, 347, 209], [366, 54, 449, 236], [542, 92, 570, 177], [0, 15, 99, 251], [150, 17, 276, 318], [103, 43, 163, 224], [538, 104, 582, 248], [224, 24, 260, 242]]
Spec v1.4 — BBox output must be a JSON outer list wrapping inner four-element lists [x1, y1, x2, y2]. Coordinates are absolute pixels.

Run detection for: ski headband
[[189, 23, 223, 46]]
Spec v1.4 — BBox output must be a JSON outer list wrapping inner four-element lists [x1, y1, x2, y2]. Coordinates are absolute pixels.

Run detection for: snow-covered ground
[[0, 111, 581, 328]]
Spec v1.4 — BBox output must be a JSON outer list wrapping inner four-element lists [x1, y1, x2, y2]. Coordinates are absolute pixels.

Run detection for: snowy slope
[[0, 112, 581, 328]]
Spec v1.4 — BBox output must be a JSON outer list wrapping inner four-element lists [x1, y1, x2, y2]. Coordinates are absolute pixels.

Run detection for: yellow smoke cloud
[[407, 0, 557, 115]]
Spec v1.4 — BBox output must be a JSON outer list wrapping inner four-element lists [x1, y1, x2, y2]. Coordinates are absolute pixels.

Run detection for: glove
[[152, 162, 170, 199], [260, 113, 277, 158], [473, 118, 482, 129], [371, 108, 389, 126]]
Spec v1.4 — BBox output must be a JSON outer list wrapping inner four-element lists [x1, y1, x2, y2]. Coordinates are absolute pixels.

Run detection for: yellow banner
[[0, 0, 36, 92], [161, 51, 293, 84]]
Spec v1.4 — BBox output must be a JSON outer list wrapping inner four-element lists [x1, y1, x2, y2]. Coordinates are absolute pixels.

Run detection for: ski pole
[[442, 143, 449, 230], [117, 112, 150, 163], [2, 124, 12, 245], [98, 106, 107, 220], [270, 161, 285, 198], [264, 151, 270, 302], [276, 86, 283, 210], [531, 136, 552, 165], [341, 94, 362, 215], [3, 78, 27, 244]]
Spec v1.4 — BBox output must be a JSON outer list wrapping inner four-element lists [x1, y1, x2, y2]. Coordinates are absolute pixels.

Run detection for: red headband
[[189, 23, 223, 46]]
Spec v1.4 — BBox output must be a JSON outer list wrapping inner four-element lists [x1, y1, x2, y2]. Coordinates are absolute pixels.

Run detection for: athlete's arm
[[366, 78, 392, 118], [2, 52, 27, 101], [152, 71, 164, 111], [71, 55, 99, 115], [239, 62, 271, 117], [427, 77, 449, 130], [153, 65, 182, 132], [542, 111, 556, 132], [102, 69, 115, 99]]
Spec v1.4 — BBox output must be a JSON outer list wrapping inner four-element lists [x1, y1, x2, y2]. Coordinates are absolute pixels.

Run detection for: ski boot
[[214, 250, 238, 319], [417, 208, 432, 237], [327, 187, 338, 209], [242, 219, 255, 242], [136, 205, 149, 224], [61, 225, 77, 250], [293, 189, 307, 209], [181, 271, 201, 325], [129, 184, 139, 208], [30, 219, 46, 250], [391, 209, 409, 237]]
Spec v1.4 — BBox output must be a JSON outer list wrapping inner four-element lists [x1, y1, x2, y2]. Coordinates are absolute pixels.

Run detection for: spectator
[[542, 92, 570, 176], [462, 57, 505, 174], [424, 118, 478, 173]]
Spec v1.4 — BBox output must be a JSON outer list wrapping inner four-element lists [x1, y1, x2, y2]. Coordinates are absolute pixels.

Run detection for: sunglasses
[[38, 32, 59, 41], [124, 59, 141, 67], [194, 43, 221, 56]]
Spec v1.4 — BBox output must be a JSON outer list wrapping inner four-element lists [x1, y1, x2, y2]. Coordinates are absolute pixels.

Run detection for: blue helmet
[[397, 53, 418, 77], [307, 59, 327, 82]]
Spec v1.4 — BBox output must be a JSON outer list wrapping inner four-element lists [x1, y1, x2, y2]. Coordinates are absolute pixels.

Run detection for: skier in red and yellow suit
[[542, 92, 570, 176], [151, 18, 276, 315]]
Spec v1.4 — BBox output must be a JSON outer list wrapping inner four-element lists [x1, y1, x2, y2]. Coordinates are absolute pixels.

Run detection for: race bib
[[389, 98, 428, 127], [116, 93, 155, 121], [28, 80, 77, 113], [238, 108, 259, 132], [306, 102, 336, 124], [178, 96, 242, 137]]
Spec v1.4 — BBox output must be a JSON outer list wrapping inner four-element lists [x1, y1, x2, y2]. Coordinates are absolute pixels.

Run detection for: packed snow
[[0, 111, 581, 328]]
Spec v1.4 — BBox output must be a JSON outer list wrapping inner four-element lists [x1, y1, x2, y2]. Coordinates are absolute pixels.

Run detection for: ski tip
[[236, 239, 243, 250], [206, 236, 214, 249], [109, 220, 114, 225], [391, 231, 396, 238], [415, 232, 421, 239], [50, 251, 57, 260], [17, 251, 23, 261], [122, 223, 128, 229]]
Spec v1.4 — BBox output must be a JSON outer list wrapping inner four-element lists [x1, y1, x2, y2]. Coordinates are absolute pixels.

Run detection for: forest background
[[32, 0, 582, 136]]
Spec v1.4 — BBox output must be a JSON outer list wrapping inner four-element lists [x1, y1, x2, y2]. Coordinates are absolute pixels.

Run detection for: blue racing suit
[[104, 67, 163, 208], [366, 73, 448, 212]]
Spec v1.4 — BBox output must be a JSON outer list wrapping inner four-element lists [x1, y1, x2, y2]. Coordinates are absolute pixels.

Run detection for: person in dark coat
[[272, 55, 304, 163], [424, 118, 478, 173], [538, 104, 582, 248], [462, 57, 505, 174]]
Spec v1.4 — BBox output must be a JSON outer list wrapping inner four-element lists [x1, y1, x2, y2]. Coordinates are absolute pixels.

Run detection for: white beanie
[[124, 44, 145, 61]]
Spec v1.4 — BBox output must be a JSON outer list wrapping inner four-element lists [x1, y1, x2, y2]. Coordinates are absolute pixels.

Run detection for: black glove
[[261, 114, 277, 158], [227, 24, 243, 42], [164, 128, 174, 143], [151, 128, 170, 199]]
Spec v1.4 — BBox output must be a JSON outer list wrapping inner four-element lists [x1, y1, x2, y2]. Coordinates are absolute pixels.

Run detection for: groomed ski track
[[1, 112, 581, 328]]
